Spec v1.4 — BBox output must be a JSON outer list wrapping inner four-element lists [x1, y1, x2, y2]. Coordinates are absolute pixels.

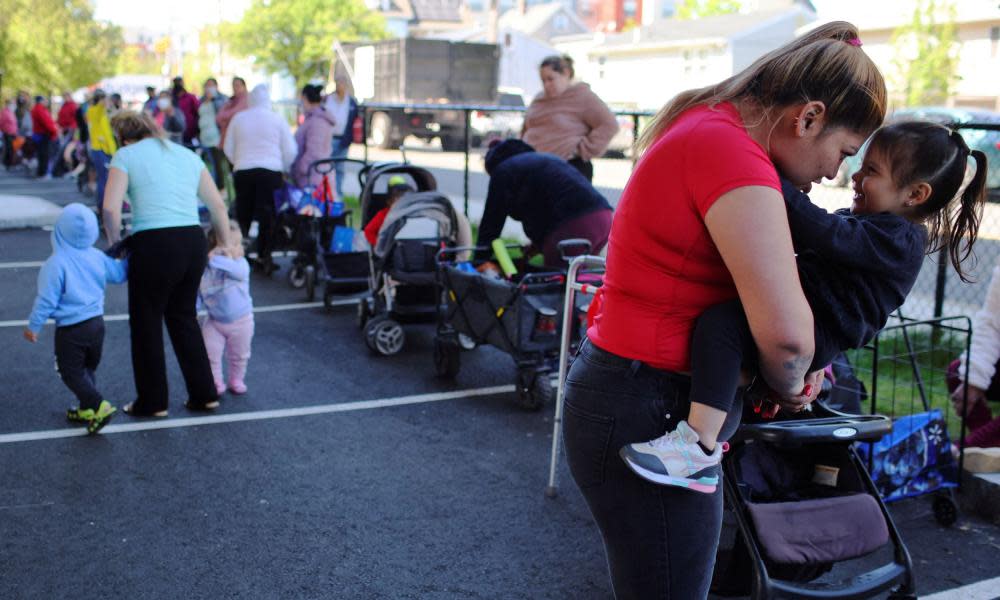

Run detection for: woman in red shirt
[[562, 22, 886, 598]]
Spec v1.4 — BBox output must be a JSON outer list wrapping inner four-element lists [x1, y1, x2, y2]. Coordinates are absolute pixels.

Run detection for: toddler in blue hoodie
[[24, 203, 127, 434]]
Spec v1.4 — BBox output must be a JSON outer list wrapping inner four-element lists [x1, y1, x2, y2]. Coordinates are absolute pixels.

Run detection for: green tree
[[890, 0, 960, 107], [0, 0, 121, 96], [676, 0, 741, 19], [227, 0, 388, 86]]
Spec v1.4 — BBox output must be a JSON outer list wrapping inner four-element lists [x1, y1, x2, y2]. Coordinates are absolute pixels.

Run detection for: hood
[[249, 84, 272, 110], [485, 139, 535, 175], [53, 203, 99, 251], [307, 105, 337, 126]]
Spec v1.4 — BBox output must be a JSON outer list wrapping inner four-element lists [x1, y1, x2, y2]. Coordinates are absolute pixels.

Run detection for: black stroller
[[435, 240, 595, 410], [355, 163, 465, 356], [711, 393, 917, 599]]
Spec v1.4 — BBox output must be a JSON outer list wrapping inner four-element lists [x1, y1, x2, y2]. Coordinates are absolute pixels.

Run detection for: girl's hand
[[229, 243, 245, 259], [951, 384, 987, 417], [23, 328, 37, 343]]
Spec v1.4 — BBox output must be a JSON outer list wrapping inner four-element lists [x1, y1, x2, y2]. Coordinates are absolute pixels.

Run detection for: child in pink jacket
[[198, 223, 255, 395]]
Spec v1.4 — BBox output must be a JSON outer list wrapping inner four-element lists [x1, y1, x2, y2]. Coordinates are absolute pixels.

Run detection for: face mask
[[157, 98, 171, 110], [205, 86, 217, 97]]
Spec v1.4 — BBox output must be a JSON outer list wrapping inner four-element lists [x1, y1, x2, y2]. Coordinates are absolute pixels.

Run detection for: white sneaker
[[619, 420, 722, 493]]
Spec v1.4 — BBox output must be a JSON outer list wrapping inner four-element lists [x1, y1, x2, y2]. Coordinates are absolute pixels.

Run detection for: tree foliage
[[890, 0, 960, 107], [676, 0, 741, 19], [0, 0, 122, 96], [227, 0, 389, 86]]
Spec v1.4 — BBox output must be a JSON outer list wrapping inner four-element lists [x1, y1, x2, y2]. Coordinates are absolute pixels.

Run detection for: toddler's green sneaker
[[87, 401, 116, 434]]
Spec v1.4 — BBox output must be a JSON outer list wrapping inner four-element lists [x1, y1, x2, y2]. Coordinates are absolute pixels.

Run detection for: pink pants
[[201, 314, 254, 391]]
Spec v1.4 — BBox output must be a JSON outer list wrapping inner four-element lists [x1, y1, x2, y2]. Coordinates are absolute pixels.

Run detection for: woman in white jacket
[[224, 84, 296, 274], [951, 264, 1000, 448]]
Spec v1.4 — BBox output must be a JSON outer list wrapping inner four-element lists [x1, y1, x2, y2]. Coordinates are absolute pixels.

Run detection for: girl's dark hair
[[540, 55, 574, 79], [868, 121, 989, 283], [301, 84, 323, 104]]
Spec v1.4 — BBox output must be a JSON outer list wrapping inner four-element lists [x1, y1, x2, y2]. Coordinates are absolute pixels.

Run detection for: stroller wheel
[[304, 265, 316, 302], [365, 316, 405, 356], [932, 493, 959, 527], [516, 369, 554, 411], [433, 336, 461, 378], [288, 264, 307, 288]]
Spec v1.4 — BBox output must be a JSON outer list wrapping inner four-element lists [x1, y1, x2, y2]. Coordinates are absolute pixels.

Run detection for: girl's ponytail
[[949, 148, 989, 283]]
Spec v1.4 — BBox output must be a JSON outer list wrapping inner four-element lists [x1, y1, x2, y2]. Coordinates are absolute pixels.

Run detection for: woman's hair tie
[[846, 37, 863, 47]]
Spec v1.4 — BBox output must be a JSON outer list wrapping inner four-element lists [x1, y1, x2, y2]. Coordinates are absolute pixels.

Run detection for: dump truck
[[343, 38, 500, 151]]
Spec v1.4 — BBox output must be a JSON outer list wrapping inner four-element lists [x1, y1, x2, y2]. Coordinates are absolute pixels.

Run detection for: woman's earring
[[904, 200, 914, 207]]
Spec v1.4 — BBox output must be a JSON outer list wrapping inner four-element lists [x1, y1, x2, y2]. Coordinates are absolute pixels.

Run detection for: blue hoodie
[[27, 204, 128, 333]]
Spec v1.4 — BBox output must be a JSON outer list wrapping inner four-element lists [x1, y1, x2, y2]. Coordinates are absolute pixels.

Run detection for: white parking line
[[0, 261, 45, 269], [920, 575, 1000, 600], [0, 385, 515, 444], [0, 299, 356, 328]]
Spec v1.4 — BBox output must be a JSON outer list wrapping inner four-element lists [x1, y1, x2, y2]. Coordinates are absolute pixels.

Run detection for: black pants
[[568, 157, 593, 182], [234, 168, 283, 261], [2, 134, 14, 168], [35, 136, 51, 177], [563, 340, 744, 599], [127, 226, 217, 412], [54, 317, 105, 411], [690, 300, 838, 413]]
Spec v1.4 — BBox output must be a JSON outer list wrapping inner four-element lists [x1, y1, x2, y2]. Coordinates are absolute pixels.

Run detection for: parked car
[[826, 107, 1000, 197], [470, 88, 527, 147]]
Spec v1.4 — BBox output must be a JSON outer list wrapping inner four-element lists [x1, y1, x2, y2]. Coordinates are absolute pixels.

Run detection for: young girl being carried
[[621, 121, 990, 492], [198, 223, 255, 396]]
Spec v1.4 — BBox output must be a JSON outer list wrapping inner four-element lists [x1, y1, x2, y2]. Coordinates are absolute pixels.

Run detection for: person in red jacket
[[171, 77, 200, 145], [54, 92, 78, 176], [31, 96, 59, 178]]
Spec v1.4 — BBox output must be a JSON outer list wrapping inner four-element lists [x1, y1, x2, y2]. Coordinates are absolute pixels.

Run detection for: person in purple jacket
[[198, 222, 255, 395], [290, 84, 336, 189], [171, 76, 201, 146]]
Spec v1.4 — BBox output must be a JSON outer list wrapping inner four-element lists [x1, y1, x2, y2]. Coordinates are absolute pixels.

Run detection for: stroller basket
[[322, 250, 369, 293], [440, 266, 566, 356]]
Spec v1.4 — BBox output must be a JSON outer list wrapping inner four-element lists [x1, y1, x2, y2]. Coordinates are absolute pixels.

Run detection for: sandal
[[184, 399, 220, 412], [122, 402, 168, 418]]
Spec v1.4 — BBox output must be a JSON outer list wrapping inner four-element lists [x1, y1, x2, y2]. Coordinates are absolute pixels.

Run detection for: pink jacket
[[217, 92, 249, 147], [291, 106, 337, 188], [0, 107, 16, 136]]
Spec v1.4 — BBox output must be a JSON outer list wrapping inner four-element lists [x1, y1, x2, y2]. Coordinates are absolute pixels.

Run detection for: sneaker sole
[[619, 448, 718, 494], [87, 410, 115, 434]]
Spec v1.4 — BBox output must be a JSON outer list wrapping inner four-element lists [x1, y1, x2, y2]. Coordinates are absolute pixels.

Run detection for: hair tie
[[846, 37, 863, 47]]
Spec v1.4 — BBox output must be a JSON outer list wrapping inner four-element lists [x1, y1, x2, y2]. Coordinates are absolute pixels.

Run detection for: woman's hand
[[951, 384, 988, 417], [776, 369, 824, 413]]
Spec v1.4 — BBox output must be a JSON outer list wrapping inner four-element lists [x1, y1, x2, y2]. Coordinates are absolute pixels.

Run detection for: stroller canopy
[[359, 163, 438, 229], [374, 191, 460, 258]]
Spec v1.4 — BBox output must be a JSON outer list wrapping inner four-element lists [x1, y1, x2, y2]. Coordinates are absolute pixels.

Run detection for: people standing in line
[[15, 91, 32, 137], [477, 139, 613, 267], [217, 76, 249, 148], [102, 111, 232, 417], [55, 92, 78, 177], [292, 84, 336, 189], [561, 22, 886, 598], [171, 77, 200, 146], [198, 77, 229, 192], [1, 98, 16, 170], [223, 84, 296, 275], [142, 86, 158, 116], [521, 55, 618, 182], [23, 203, 128, 434], [31, 96, 59, 179], [86, 89, 116, 218], [154, 91, 186, 145], [324, 75, 357, 197], [109, 93, 123, 116], [198, 223, 254, 396]]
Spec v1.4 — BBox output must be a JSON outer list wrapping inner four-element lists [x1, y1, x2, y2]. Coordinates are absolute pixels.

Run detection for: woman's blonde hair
[[110, 110, 165, 145], [636, 21, 886, 154]]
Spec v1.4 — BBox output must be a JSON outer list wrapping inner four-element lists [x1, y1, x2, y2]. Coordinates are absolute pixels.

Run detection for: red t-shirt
[[588, 102, 780, 372]]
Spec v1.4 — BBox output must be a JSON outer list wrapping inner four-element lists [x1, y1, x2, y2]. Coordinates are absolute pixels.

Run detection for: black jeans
[[568, 157, 593, 182], [233, 168, 283, 262], [127, 226, 217, 412], [562, 340, 743, 600], [54, 316, 105, 410], [35, 136, 52, 177], [2, 134, 14, 168]]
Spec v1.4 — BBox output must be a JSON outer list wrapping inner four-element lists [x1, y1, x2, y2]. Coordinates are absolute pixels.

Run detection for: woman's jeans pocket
[[563, 395, 615, 489]]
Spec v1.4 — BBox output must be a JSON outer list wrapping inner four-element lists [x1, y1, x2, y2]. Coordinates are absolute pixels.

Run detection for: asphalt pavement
[[1, 168, 998, 599]]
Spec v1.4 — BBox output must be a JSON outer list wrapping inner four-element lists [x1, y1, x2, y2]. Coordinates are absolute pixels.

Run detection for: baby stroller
[[356, 163, 463, 356], [711, 393, 917, 599], [435, 240, 595, 410]]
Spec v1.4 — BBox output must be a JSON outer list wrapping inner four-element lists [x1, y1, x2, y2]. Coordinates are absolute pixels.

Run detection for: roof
[[599, 7, 803, 48], [409, 0, 464, 23], [498, 3, 587, 37]]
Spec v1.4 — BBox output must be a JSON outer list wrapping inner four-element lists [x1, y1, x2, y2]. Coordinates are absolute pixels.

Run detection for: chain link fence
[[357, 104, 999, 321]]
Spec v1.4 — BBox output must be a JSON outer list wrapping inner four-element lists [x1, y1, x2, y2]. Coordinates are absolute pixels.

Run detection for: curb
[[960, 470, 1000, 526], [0, 195, 63, 230]]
